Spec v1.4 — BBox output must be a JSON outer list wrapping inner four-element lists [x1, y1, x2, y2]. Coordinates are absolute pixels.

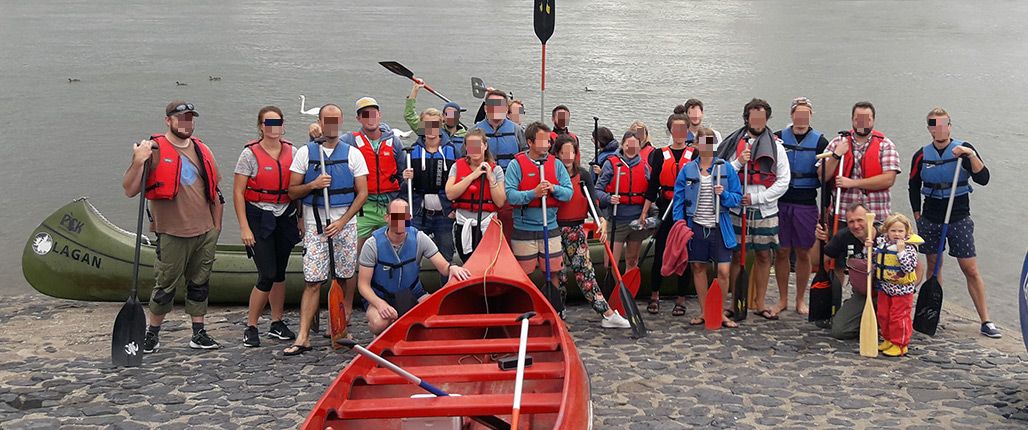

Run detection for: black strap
[[309, 158, 349, 167], [790, 172, 819, 179], [923, 180, 968, 190], [923, 157, 958, 166], [495, 153, 516, 161], [245, 186, 289, 195], [489, 132, 517, 138], [782, 143, 817, 152]]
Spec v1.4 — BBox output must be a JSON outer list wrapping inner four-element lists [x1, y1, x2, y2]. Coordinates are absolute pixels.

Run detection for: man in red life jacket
[[819, 101, 901, 219], [122, 100, 224, 353]]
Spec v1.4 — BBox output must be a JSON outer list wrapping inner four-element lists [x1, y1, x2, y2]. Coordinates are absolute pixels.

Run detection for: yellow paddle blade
[[859, 291, 879, 357]]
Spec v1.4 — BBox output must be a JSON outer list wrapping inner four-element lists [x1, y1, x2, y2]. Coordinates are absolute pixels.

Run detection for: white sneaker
[[601, 310, 632, 329]]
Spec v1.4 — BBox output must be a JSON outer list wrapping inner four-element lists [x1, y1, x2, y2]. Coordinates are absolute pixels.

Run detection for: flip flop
[[689, 318, 704, 326], [753, 309, 779, 320], [283, 344, 312, 356], [721, 320, 739, 329]]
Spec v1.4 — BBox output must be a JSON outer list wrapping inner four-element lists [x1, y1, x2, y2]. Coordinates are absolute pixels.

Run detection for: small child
[[867, 213, 922, 357]]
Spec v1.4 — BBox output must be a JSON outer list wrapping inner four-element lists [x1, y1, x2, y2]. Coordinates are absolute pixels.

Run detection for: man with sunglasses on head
[[284, 103, 369, 356], [404, 79, 468, 153], [357, 199, 471, 336], [122, 100, 224, 353]]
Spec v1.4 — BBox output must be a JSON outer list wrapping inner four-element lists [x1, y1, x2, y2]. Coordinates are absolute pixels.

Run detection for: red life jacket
[[639, 144, 655, 166], [557, 169, 590, 223], [452, 158, 498, 213], [514, 152, 559, 208], [145, 134, 219, 202], [604, 155, 647, 205], [734, 136, 776, 188], [658, 146, 696, 201], [841, 130, 886, 179], [354, 131, 400, 194], [243, 140, 294, 204]]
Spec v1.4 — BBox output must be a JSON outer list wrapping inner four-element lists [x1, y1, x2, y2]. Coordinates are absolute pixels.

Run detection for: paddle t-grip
[[516, 311, 537, 322]]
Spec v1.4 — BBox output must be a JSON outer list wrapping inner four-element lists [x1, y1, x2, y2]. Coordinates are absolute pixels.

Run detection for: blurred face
[[557, 141, 576, 166], [630, 127, 647, 144], [622, 135, 640, 157], [747, 108, 768, 133], [319, 106, 342, 139], [507, 102, 524, 124], [927, 115, 951, 143], [357, 107, 381, 131], [422, 116, 441, 139], [260, 111, 283, 140], [687, 106, 704, 127], [670, 119, 688, 140], [529, 130, 551, 155], [886, 222, 908, 242], [485, 95, 508, 122], [846, 207, 868, 238], [465, 136, 485, 161], [166, 112, 196, 139], [697, 135, 716, 156], [852, 108, 875, 136], [387, 201, 410, 234], [443, 107, 459, 128], [553, 110, 569, 129], [791, 106, 812, 128]]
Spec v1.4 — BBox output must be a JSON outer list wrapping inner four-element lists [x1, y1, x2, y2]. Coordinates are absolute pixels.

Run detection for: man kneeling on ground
[[357, 199, 471, 335]]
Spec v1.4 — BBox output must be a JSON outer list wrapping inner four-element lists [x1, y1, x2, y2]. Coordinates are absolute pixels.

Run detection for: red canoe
[[301, 222, 593, 430]]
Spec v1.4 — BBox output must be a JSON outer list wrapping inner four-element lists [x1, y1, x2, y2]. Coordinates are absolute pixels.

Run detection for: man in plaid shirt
[[819, 101, 901, 219]]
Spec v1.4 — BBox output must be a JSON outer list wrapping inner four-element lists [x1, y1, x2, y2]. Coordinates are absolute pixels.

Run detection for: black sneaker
[[268, 321, 296, 341], [243, 326, 260, 347], [189, 329, 221, 350], [143, 331, 160, 354]]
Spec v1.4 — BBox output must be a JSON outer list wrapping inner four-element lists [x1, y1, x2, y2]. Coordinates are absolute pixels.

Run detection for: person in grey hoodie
[[594, 130, 653, 280]]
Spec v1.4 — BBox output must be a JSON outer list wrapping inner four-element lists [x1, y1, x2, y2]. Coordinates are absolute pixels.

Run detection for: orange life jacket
[[243, 140, 293, 204], [452, 158, 498, 213], [354, 131, 401, 194], [557, 169, 590, 223], [604, 155, 647, 205], [658, 146, 696, 200], [841, 130, 886, 179], [145, 134, 219, 202], [514, 152, 559, 208]]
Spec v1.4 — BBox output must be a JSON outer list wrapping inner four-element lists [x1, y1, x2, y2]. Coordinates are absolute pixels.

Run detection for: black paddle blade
[[111, 296, 146, 367], [830, 270, 843, 315], [544, 282, 564, 314], [533, 0, 556, 44], [394, 289, 418, 318], [379, 61, 413, 79], [808, 268, 834, 322], [471, 77, 486, 99], [474, 101, 487, 124], [617, 280, 647, 338], [913, 276, 943, 336], [732, 268, 748, 321]]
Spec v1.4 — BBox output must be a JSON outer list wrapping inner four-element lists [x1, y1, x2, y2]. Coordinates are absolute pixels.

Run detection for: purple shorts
[[777, 202, 819, 249]]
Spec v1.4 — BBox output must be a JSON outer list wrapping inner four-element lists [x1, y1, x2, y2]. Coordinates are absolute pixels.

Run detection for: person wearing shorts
[[909, 107, 998, 338], [773, 97, 831, 316], [505, 122, 573, 314], [285, 103, 369, 356]]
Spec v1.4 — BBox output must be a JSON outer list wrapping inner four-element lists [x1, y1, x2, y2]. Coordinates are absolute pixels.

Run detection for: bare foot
[[795, 303, 809, 316], [771, 302, 788, 316]]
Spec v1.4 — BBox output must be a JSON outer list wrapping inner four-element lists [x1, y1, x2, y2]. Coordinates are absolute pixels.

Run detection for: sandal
[[689, 318, 704, 326], [647, 300, 660, 315], [723, 310, 735, 319], [721, 320, 739, 329], [753, 309, 779, 320], [283, 344, 313, 356], [672, 304, 687, 317]]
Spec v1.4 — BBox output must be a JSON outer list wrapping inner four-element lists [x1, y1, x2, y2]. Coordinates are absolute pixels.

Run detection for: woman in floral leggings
[[551, 134, 631, 328]]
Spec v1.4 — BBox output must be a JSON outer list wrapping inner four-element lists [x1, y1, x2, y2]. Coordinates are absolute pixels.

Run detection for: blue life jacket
[[475, 119, 520, 169], [301, 142, 355, 208], [920, 139, 972, 200], [409, 140, 456, 215], [443, 127, 465, 155], [780, 127, 822, 189], [370, 226, 426, 304]]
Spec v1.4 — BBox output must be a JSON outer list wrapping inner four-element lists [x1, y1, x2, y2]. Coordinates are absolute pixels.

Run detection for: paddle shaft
[[714, 162, 722, 222], [540, 43, 546, 122], [832, 146, 846, 235], [592, 116, 600, 157], [612, 163, 621, 217], [860, 212, 878, 357], [583, 184, 627, 282], [317, 144, 338, 278], [475, 173, 486, 248], [740, 139, 750, 264], [637, 196, 674, 265], [511, 315, 532, 428], [130, 160, 150, 299], [406, 152, 413, 216], [539, 161, 551, 284], [929, 156, 966, 278]]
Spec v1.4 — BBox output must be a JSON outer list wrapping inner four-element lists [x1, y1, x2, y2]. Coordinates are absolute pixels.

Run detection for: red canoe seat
[[338, 393, 562, 420], [421, 313, 549, 328], [363, 361, 565, 385], [391, 337, 561, 356]]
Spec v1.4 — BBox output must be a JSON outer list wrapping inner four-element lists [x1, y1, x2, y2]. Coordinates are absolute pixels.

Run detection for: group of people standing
[[121, 88, 998, 358]]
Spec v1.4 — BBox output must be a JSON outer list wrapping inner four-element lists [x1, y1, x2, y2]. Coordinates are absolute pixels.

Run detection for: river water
[[2, 0, 1025, 327]]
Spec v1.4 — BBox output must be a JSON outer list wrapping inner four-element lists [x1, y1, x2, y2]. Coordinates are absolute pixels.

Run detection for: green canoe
[[22, 198, 673, 305]]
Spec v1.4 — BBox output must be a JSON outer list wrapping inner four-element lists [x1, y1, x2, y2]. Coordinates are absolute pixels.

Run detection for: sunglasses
[[263, 118, 283, 126], [168, 103, 195, 115]]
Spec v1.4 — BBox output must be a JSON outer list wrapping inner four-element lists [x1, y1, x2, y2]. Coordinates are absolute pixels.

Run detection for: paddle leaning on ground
[[537, 160, 563, 314], [732, 138, 753, 322], [808, 151, 841, 322], [615, 198, 672, 316], [859, 212, 879, 358], [704, 161, 726, 331], [112, 146, 155, 367], [314, 141, 348, 348]]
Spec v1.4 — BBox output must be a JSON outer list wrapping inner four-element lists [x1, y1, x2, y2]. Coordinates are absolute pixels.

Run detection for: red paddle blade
[[611, 267, 641, 315], [328, 280, 347, 348], [705, 280, 723, 330]]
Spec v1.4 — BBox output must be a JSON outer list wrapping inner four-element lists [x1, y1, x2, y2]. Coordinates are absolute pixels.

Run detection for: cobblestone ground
[[1, 292, 1027, 429]]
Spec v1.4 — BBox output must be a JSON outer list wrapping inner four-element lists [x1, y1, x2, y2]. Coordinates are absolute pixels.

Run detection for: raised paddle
[[316, 143, 348, 348], [538, 160, 563, 314], [582, 181, 646, 338], [534, 0, 555, 122], [471, 77, 487, 99], [913, 153, 965, 336], [337, 339, 511, 430], [705, 161, 725, 330], [112, 153, 153, 367], [733, 138, 753, 322], [859, 212, 879, 358], [510, 311, 536, 430], [380, 61, 455, 104], [1018, 251, 1028, 354], [808, 151, 837, 322], [617, 197, 673, 314]]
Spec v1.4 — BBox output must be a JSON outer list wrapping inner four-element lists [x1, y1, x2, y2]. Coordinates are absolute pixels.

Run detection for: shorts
[[777, 202, 818, 249], [609, 222, 652, 243], [732, 209, 779, 251], [302, 221, 357, 283], [150, 229, 220, 317], [916, 216, 976, 258], [511, 229, 564, 269], [357, 200, 388, 238], [688, 225, 733, 264]]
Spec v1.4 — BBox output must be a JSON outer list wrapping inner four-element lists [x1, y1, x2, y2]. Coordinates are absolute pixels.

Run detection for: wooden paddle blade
[[111, 296, 146, 367], [913, 276, 944, 336], [732, 268, 749, 322], [379, 61, 413, 78], [610, 267, 641, 315], [328, 280, 347, 349], [471, 77, 486, 99], [705, 280, 723, 330], [859, 290, 878, 357], [615, 279, 647, 338], [1018, 251, 1028, 354]]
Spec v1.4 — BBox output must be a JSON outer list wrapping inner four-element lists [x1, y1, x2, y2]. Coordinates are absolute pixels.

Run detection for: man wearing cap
[[122, 101, 224, 353], [405, 80, 468, 154], [340, 97, 409, 253]]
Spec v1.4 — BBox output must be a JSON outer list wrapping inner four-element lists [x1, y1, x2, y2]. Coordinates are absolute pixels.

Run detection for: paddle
[[732, 138, 753, 322], [592, 116, 600, 162], [829, 139, 847, 315], [112, 155, 152, 367], [380, 61, 455, 104], [616, 197, 672, 314], [510, 311, 536, 430], [538, 160, 562, 314], [474, 171, 487, 251], [405, 150, 414, 217], [705, 161, 725, 330], [809, 152, 837, 322], [1018, 251, 1028, 354], [534, 0, 555, 121], [337, 339, 511, 430], [582, 181, 647, 338], [601, 161, 623, 299], [472, 77, 487, 99], [316, 143, 348, 348], [859, 212, 879, 358], [913, 153, 965, 336]]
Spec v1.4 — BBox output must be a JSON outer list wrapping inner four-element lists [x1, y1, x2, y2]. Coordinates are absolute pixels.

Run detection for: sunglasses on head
[[168, 103, 194, 115], [263, 118, 283, 126]]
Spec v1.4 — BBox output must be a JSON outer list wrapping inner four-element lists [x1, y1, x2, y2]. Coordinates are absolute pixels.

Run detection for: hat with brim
[[355, 97, 380, 113], [166, 100, 199, 117]]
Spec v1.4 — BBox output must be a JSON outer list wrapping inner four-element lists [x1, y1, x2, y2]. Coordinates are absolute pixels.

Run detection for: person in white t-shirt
[[282, 104, 369, 356]]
